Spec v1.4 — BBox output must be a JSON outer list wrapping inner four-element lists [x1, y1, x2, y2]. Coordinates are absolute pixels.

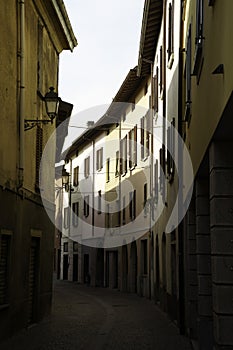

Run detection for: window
[[35, 126, 43, 190], [0, 234, 11, 305], [115, 151, 119, 177], [141, 117, 145, 159], [154, 160, 159, 204], [73, 242, 78, 252], [122, 196, 126, 225], [145, 113, 150, 157], [84, 195, 89, 217], [153, 67, 159, 114], [120, 136, 127, 175], [64, 207, 70, 229], [167, 1, 174, 67], [106, 158, 110, 182], [63, 242, 68, 252], [141, 115, 150, 160], [73, 166, 79, 187], [106, 204, 110, 228], [193, 0, 204, 76], [159, 46, 164, 94], [144, 183, 147, 216], [208, 0, 215, 5], [129, 190, 136, 221], [129, 126, 137, 169], [167, 118, 175, 180], [98, 191, 101, 214], [84, 157, 90, 178], [72, 202, 79, 227], [96, 148, 103, 171], [185, 25, 192, 121], [159, 146, 166, 193]]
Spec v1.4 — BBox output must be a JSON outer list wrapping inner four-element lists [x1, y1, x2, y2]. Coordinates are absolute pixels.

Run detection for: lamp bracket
[[24, 118, 53, 131]]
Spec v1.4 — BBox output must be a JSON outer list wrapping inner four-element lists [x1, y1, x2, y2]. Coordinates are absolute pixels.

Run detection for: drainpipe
[[19, 0, 25, 188], [178, 0, 185, 335]]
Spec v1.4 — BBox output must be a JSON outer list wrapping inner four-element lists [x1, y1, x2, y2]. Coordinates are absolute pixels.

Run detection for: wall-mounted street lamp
[[62, 168, 70, 188], [24, 87, 60, 131]]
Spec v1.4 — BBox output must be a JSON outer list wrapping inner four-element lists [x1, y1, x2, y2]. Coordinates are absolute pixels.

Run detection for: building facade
[[0, 0, 76, 341], [59, 0, 233, 348]]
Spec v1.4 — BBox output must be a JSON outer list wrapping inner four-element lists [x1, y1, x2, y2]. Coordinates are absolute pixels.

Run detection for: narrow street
[[1, 278, 192, 350]]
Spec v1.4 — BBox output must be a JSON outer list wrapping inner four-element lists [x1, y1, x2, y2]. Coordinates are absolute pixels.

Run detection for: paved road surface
[[1, 279, 192, 350]]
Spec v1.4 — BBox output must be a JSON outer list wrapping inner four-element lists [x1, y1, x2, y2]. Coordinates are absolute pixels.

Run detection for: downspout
[[178, 0, 185, 335], [19, 0, 25, 188]]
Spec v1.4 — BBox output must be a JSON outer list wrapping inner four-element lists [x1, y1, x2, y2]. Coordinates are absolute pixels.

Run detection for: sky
[[59, 0, 144, 132]]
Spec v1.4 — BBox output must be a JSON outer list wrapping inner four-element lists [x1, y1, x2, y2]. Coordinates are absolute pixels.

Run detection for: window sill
[[130, 165, 136, 171], [0, 303, 9, 311]]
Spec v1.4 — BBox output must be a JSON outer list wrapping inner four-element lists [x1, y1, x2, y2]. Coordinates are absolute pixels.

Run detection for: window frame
[[72, 202, 79, 227], [84, 195, 90, 217], [96, 148, 103, 171], [84, 156, 90, 178], [64, 207, 70, 229], [73, 166, 79, 187]]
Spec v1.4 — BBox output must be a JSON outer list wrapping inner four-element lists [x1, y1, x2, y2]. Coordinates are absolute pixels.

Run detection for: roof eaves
[[51, 0, 78, 51], [137, 0, 163, 77]]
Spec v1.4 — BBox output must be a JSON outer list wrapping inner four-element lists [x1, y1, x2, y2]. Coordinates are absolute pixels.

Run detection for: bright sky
[[59, 0, 144, 119]]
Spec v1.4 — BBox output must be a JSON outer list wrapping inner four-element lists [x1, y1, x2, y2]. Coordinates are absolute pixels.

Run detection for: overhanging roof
[[137, 0, 163, 77], [65, 67, 144, 159]]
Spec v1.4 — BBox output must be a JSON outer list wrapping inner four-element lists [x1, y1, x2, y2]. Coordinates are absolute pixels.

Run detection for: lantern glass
[[44, 87, 60, 119]]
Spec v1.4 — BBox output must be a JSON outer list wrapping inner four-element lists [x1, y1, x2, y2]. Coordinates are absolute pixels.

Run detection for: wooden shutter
[[133, 125, 137, 166], [154, 69, 158, 113], [141, 117, 144, 159]]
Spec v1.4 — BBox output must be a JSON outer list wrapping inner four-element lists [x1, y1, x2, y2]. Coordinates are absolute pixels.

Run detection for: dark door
[[73, 254, 78, 282], [63, 255, 69, 280], [84, 254, 89, 284]]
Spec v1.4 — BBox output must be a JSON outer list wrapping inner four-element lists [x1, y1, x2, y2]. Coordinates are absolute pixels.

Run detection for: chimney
[[87, 121, 94, 129]]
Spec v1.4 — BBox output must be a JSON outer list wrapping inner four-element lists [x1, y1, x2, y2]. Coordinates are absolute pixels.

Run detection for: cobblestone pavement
[[1, 279, 192, 350]]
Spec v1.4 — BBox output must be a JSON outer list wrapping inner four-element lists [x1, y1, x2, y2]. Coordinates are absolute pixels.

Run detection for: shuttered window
[[185, 25, 192, 122], [0, 235, 10, 305], [73, 166, 79, 187], [153, 67, 159, 114], [84, 157, 90, 178], [154, 159, 159, 204], [167, 1, 174, 64], [129, 190, 136, 221], [167, 118, 175, 180]]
